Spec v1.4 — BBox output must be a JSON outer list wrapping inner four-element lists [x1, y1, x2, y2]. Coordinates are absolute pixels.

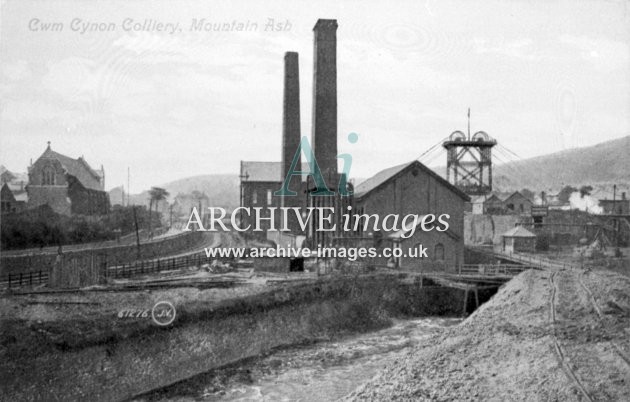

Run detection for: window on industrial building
[[267, 189, 272, 205], [434, 243, 445, 261], [252, 191, 258, 204]]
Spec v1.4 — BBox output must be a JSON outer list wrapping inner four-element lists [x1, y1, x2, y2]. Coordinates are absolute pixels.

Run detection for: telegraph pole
[[127, 167, 130, 206], [238, 163, 249, 227], [132, 205, 140, 259]]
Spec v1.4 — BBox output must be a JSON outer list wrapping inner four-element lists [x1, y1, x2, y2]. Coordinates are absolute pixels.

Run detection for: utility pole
[[127, 167, 130, 206], [132, 205, 141, 259], [238, 163, 249, 227], [613, 184, 619, 252]]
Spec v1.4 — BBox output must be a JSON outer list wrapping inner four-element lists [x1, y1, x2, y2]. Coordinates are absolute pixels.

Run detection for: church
[[26, 142, 110, 215]]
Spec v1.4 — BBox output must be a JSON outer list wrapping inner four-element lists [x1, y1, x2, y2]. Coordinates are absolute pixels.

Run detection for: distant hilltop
[[111, 135, 629, 209], [491, 135, 629, 192]]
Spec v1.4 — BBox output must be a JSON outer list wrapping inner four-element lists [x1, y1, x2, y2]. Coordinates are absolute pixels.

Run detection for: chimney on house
[[281, 51, 301, 188], [311, 19, 338, 185]]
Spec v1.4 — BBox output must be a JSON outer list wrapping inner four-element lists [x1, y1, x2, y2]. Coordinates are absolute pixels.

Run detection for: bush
[[0, 205, 162, 250]]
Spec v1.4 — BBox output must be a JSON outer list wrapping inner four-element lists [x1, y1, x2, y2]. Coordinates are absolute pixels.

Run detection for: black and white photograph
[[1, 0, 629, 400]]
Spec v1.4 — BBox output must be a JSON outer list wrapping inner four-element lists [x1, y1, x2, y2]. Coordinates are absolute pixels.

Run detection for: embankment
[[350, 269, 630, 401], [0, 272, 486, 401], [0, 231, 208, 275]]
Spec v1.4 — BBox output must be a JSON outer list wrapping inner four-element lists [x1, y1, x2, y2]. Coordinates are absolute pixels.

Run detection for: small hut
[[501, 226, 536, 253]]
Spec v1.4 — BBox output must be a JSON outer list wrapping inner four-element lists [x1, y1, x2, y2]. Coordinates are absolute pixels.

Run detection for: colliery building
[[240, 19, 468, 272], [354, 161, 469, 271]]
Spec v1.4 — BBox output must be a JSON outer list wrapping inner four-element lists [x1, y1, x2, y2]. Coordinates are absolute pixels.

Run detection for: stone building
[[239, 161, 295, 239], [1, 183, 26, 214], [503, 191, 533, 215], [599, 192, 629, 215], [26, 143, 109, 215], [501, 226, 536, 253], [354, 160, 469, 272], [0, 166, 27, 214]]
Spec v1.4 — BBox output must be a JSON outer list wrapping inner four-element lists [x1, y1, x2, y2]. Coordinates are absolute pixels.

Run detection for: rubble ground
[[349, 268, 630, 401]]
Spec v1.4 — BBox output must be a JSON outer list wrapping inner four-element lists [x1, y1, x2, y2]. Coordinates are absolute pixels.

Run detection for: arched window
[[252, 191, 258, 204], [42, 167, 55, 185], [434, 243, 445, 261]]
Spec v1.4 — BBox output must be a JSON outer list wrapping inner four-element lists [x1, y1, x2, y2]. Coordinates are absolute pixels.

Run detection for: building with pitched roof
[[501, 226, 536, 253], [239, 161, 310, 239], [354, 160, 469, 272], [0, 166, 28, 214], [26, 142, 109, 215]]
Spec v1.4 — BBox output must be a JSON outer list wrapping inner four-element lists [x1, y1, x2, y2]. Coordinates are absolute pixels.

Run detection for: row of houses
[[470, 191, 533, 215], [470, 189, 629, 216]]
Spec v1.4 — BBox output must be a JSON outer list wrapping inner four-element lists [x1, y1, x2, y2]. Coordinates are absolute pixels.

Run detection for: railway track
[[577, 272, 630, 367], [548, 271, 594, 402]]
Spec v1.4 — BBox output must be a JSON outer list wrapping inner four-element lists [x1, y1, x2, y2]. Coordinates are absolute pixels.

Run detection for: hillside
[[111, 136, 628, 209], [491, 136, 629, 191], [109, 174, 240, 209], [431, 135, 629, 193]]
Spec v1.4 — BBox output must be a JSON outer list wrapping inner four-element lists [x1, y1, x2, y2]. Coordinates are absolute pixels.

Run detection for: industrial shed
[[501, 226, 537, 253]]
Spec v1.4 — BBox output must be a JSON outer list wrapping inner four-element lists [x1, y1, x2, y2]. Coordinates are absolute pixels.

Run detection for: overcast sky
[[1, 0, 628, 192]]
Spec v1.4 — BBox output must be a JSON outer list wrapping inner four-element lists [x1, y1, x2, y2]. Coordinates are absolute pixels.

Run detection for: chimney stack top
[[313, 19, 338, 31]]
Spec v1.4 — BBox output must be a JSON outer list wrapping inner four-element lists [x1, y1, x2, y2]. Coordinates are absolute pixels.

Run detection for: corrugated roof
[[354, 160, 469, 201], [502, 226, 536, 238], [38, 147, 104, 190]]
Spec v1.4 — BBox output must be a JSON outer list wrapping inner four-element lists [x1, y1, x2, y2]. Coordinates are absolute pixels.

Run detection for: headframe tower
[[442, 109, 497, 195]]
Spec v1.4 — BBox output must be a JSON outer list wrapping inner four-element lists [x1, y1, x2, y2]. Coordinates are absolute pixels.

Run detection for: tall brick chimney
[[280, 51, 304, 233], [281, 51, 301, 188], [311, 19, 338, 184]]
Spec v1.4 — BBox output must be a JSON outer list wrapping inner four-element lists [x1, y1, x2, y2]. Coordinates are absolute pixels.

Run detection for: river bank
[[350, 268, 630, 401], [0, 271, 471, 401]]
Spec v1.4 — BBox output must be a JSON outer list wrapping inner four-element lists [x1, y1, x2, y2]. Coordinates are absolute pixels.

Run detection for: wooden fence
[[0, 270, 49, 288], [458, 264, 542, 276], [107, 253, 209, 279], [0, 253, 212, 289]]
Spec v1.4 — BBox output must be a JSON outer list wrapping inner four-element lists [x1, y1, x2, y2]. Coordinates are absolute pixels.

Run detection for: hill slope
[[492, 135, 629, 191], [112, 136, 628, 208]]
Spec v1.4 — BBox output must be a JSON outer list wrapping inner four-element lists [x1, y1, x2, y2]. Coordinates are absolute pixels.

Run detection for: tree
[[558, 185, 578, 204], [148, 187, 170, 235], [520, 188, 535, 202], [579, 185, 593, 198]]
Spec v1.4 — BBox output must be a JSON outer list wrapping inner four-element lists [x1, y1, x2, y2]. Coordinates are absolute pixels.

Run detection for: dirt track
[[349, 268, 630, 401]]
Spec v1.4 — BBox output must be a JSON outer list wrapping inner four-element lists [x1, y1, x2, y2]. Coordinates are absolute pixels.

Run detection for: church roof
[[36, 144, 104, 191]]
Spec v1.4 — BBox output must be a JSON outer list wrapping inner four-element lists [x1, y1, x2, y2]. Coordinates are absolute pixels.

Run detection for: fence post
[[29, 272, 33, 286], [19, 273, 23, 286], [8, 273, 12, 288]]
